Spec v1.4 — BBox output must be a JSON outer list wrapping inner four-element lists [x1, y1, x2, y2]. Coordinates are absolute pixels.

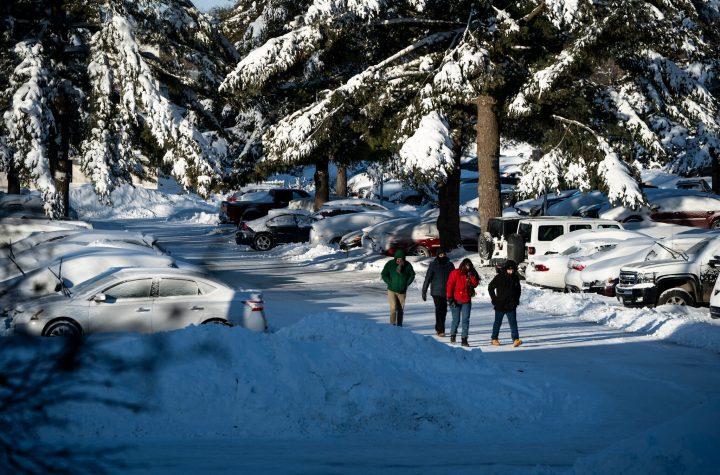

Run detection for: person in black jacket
[[488, 259, 522, 347], [421, 248, 455, 336]]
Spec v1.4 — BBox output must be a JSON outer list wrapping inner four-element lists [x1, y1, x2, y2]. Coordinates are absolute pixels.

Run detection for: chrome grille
[[619, 271, 637, 285]]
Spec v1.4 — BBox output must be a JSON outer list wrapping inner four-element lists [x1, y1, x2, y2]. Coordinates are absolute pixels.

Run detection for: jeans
[[432, 296, 447, 334], [450, 302, 471, 338], [387, 290, 406, 326], [492, 309, 519, 341]]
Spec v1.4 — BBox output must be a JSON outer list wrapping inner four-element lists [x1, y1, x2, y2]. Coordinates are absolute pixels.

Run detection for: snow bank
[[55, 314, 545, 440], [523, 286, 720, 353], [71, 184, 218, 221]]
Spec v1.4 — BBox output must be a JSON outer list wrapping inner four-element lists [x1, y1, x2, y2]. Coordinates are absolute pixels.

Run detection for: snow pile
[[523, 286, 720, 353], [71, 184, 218, 221], [55, 314, 544, 439]]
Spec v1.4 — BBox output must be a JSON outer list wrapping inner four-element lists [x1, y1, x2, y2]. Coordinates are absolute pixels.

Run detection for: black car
[[220, 188, 310, 225], [236, 212, 318, 251]]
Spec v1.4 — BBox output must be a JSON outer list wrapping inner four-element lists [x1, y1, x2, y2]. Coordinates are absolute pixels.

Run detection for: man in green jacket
[[381, 249, 415, 326]]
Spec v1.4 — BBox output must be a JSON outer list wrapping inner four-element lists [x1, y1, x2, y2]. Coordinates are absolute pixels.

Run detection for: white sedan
[[11, 267, 266, 337], [309, 211, 402, 245], [525, 241, 620, 290]]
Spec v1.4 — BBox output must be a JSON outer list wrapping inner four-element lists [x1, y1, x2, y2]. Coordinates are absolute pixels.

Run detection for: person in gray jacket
[[421, 248, 455, 336]]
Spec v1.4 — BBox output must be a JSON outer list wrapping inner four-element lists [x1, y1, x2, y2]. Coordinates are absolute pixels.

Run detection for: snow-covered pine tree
[[0, 0, 233, 215], [222, 0, 719, 240]]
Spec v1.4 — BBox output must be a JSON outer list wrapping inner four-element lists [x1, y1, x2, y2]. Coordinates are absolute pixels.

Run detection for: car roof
[[109, 267, 212, 280]]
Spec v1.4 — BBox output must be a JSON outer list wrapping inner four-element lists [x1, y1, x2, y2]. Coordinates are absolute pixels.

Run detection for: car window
[[103, 279, 152, 299], [538, 225, 564, 241], [158, 279, 200, 297], [267, 215, 296, 227], [295, 215, 316, 227], [561, 245, 582, 256], [518, 223, 532, 242], [292, 191, 306, 200], [197, 281, 217, 295], [598, 224, 620, 229], [569, 224, 592, 232]]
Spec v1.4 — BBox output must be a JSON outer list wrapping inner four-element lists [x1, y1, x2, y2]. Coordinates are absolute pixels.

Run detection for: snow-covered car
[[0, 237, 164, 282], [309, 210, 402, 245], [11, 267, 266, 337], [525, 240, 629, 290], [0, 217, 93, 245], [347, 173, 423, 205], [509, 189, 579, 216], [0, 247, 197, 302], [365, 217, 481, 257], [564, 237, 658, 294], [235, 210, 318, 251], [709, 260, 720, 319], [616, 236, 720, 307], [598, 189, 720, 228], [514, 217, 623, 262], [676, 178, 711, 193], [1, 229, 161, 258]]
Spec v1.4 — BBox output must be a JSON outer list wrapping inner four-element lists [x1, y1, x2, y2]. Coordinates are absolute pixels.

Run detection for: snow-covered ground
[[7, 185, 720, 474]]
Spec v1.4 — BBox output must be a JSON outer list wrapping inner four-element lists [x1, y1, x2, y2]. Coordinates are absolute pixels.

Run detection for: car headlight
[[637, 272, 656, 283]]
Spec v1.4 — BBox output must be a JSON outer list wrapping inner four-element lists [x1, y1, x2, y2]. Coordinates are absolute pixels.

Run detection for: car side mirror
[[93, 293, 106, 302]]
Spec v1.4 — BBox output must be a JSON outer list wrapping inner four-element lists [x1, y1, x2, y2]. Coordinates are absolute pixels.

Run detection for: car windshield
[[685, 240, 710, 257], [561, 245, 582, 256]]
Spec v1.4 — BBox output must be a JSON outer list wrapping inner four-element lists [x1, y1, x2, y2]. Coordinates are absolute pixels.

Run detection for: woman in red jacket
[[446, 258, 480, 347]]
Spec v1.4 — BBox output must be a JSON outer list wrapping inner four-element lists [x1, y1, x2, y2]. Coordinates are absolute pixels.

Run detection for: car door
[[153, 278, 207, 331], [88, 278, 154, 333], [293, 215, 316, 243], [266, 214, 298, 244], [699, 241, 720, 303]]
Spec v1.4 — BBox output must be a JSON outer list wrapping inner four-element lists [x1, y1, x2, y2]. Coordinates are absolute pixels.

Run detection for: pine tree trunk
[[437, 152, 461, 251], [711, 147, 720, 195], [476, 96, 501, 233], [313, 157, 330, 211], [335, 165, 347, 197], [6, 164, 21, 194]]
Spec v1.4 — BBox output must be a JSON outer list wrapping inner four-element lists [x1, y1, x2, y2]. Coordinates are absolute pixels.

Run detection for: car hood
[[620, 259, 686, 272], [12, 293, 73, 315]]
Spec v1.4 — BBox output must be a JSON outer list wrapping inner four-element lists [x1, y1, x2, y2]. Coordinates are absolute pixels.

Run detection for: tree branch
[[520, 2, 546, 23]]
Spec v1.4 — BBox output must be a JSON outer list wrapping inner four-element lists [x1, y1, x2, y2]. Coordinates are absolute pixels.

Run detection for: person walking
[[488, 259, 522, 347], [446, 258, 480, 347], [421, 248, 455, 336], [381, 249, 415, 326]]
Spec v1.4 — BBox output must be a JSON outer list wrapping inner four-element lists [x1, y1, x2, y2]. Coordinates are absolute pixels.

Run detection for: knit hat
[[503, 259, 517, 270], [394, 249, 406, 258]]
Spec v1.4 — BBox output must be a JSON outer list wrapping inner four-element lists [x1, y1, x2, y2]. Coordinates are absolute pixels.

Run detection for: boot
[[491, 339, 501, 346], [436, 331, 446, 337], [513, 339, 523, 347], [461, 337, 469, 347], [450, 334, 456, 343]]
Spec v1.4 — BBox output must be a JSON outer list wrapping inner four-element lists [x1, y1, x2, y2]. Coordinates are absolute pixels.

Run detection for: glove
[[421, 292, 427, 302], [447, 298, 457, 308]]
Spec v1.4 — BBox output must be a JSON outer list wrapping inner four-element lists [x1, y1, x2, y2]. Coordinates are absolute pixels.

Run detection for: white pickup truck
[[616, 236, 720, 307]]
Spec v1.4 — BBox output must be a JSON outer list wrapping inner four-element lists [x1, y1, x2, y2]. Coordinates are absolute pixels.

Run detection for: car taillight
[[244, 300, 264, 311], [534, 264, 549, 272], [572, 263, 586, 271], [240, 222, 251, 231], [228, 197, 237, 202], [528, 246, 535, 255]]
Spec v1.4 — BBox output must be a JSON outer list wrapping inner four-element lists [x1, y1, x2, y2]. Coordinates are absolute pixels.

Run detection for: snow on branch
[[428, 42, 491, 107], [398, 111, 455, 182], [2, 42, 58, 216], [81, 14, 221, 196], [604, 86, 665, 156], [221, 26, 322, 92], [517, 149, 564, 197], [508, 19, 604, 116], [262, 30, 458, 164], [553, 115, 644, 207]]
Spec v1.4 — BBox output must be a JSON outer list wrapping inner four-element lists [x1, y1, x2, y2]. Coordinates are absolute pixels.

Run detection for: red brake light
[[244, 300, 264, 311], [228, 197, 237, 202], [572, 263, 586, 271], [534, 264, 549, 272], [240, 222, 250, 230], [528, 246, 536, 255]]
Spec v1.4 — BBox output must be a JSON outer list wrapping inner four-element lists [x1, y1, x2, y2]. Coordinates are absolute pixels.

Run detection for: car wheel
[[410, 246, 431, 257], [253, 233, 274, 251], [478, 232, 494, 261], [657, 288, 695, 306], [43, 319, 82, 337], [711, 219, 720, 229], [202, 319, 231, 326]]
